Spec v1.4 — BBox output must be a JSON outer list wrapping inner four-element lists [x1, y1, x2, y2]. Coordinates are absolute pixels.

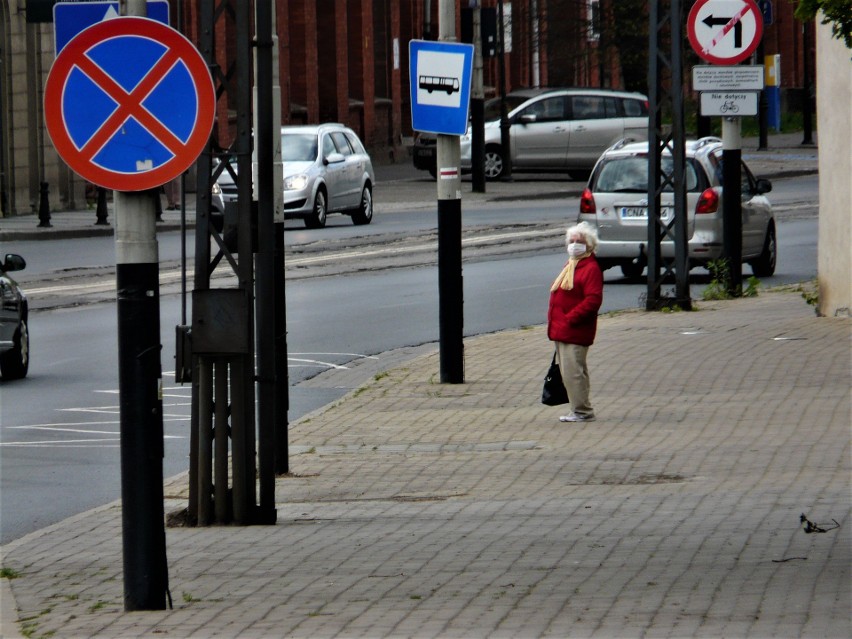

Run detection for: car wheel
[[305, 189, 328, 229], [620, 258, 646, 280], [749, 223, 777, 277], [0, 318, 29, 380], [351, 185, 373, 225], [483, 146, 504, 180]]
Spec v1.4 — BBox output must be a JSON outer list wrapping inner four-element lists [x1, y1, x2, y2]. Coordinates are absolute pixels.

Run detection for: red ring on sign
[[687, 0, 763, 66], [44, 17, 215, 192]]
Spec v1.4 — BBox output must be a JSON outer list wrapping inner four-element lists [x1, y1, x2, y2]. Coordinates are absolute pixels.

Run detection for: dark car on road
[[0, 253, 29, 380]]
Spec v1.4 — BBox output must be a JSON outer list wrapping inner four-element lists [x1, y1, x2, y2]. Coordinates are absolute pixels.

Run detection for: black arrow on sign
[[702, 14, 743, 48]]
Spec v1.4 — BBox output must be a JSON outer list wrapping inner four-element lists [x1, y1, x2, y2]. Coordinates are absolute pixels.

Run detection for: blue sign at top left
[[54, 1, 170, 53]]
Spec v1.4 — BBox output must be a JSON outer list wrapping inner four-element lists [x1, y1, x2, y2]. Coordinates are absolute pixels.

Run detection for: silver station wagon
[[457, 88, 650, 180], [218, 123, 375, 229], [578, 137, 776, 279]]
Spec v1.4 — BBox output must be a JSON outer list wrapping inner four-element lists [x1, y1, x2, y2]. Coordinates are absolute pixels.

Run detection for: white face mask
[[567, 242, 587, 258]]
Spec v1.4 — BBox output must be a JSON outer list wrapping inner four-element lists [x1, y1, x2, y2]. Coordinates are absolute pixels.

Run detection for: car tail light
[[696, 188, 719, 214], [580, 188, 597, 214]]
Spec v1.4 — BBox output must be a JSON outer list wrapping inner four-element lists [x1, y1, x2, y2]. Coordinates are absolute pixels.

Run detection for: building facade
[[1, 0, 815, 217]]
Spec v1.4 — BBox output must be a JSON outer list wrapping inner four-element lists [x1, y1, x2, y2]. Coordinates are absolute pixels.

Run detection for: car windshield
[[281, 133, 318, 162], [595, 156, 700, 193]]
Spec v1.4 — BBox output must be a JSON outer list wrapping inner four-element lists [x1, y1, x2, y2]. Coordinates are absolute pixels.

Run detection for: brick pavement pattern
[[2, 288, 849, 638]]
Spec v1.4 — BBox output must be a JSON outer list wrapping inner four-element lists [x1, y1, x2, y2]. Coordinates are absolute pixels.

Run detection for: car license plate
[[619, 207, 673, 221]]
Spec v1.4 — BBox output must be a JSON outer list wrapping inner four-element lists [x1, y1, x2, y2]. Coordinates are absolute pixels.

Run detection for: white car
[[218, 123, 375, 228], [578, 137, 776, 278]]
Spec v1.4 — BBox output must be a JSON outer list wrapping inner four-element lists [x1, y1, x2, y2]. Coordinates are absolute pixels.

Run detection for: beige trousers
[[554, 342, 594, 417]]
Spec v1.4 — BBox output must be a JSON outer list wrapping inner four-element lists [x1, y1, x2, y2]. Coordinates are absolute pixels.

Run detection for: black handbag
[[541, 354, 569, 406]]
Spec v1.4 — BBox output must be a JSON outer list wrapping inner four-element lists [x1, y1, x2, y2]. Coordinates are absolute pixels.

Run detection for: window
[[595, 156, 701, 193], [281, 134, 318, 162], [520, 97, 565, 122], [330, 132, 353, 156], [571, 96, 607, 120], [622, 99, 648, 117]]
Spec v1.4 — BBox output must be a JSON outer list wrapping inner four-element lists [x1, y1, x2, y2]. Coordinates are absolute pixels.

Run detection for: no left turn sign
[[687, 0, 763, 65]]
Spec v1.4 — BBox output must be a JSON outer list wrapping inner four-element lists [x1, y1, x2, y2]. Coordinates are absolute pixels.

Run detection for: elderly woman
[[547, 221, 604, 423]]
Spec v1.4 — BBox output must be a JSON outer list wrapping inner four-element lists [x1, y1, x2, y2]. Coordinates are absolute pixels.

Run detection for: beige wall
[[815, 18, 851, 318], [0, 3, 78, 218]]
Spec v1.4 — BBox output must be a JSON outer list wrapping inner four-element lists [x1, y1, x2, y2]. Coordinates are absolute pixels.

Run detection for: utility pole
[[722, 116, 743, 295], [437, 0, 464, 383], [253, 0, 278, 520], [471, 2, 485, 193], [497, 0, 512, 180], [116, 0, 168, 612]]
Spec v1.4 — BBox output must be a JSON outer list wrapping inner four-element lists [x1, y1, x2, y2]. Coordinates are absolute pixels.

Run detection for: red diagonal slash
[[72, 48, 187, 161], [703, 5, 750, 55]]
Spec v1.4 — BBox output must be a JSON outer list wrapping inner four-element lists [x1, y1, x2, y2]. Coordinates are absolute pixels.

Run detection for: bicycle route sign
[[687, 0, 763, 65], [44, 16, 216, 192]]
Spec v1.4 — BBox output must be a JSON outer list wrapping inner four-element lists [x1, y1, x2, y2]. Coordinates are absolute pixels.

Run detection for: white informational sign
[[692, 65, 765, 91], [700, 91, 759, 116]]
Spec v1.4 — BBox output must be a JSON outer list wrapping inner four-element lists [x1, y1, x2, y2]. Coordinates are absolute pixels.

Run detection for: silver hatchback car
[[218, 123, 375, 228], [458, 88, 650, 180], [578, 137, 776, 279]]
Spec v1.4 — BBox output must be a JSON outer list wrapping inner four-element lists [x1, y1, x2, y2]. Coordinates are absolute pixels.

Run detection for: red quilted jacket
[[547, 255, 604, 346]]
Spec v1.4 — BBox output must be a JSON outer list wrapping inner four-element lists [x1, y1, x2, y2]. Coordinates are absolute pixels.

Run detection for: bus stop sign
[[409, 40, 474, 136]]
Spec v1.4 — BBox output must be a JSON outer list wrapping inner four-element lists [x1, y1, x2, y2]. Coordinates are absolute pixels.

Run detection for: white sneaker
[[559, 413, 596, 423]]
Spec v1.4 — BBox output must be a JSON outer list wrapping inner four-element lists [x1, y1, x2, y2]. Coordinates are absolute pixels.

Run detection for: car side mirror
[[518, 114, 537, 124], [324, 152, 345, 165], [755, 178, 772, 195], [2, 254, 26, 272]]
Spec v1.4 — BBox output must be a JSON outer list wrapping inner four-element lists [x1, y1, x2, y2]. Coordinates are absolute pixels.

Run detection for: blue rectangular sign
[[54, 1, 170, 53], [409, 40, 474, 136]]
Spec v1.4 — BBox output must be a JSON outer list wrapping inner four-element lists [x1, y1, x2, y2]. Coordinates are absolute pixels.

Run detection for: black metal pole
[[497, 0, 512, 180], [757, 39, 768, 150], [117, 261, 168, 610], [437, 197, 464, 383], [471, 6, 485, 193], [254, 0, 277, 523], [273, 221, 289, 475], [115, 1, 168, 610], [722, 120, 743, 296], [801, 21, 814, 145], [37, 182, 51, 227], [95, 187, 109, 225]]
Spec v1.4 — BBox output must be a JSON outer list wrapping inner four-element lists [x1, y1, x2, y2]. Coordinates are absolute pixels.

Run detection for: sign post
[[409, 30, 474, 384], [44, 1, 215, 611], [688, 0, 764, 295]]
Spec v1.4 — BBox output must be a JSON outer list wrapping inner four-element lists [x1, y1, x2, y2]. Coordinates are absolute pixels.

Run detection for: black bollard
[[153, 189, 163, 222], [37, 182, 52, 228], [95, 187, 110, 225]]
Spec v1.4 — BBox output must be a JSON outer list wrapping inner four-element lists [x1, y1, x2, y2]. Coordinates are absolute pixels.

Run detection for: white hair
[[566, 221, 598, 252]]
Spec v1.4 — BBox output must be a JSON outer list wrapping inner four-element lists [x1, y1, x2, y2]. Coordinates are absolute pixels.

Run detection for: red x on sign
[[44, 17, 215, 192]]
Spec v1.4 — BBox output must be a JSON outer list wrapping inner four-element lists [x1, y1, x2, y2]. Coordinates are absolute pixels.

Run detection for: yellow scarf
[[550, 254, 590, 291]]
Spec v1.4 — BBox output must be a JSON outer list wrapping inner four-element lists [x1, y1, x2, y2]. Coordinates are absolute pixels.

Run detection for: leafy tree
[[793, 0, 852, 49]]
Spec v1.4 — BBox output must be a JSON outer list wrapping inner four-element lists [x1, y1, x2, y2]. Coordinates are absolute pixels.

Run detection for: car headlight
[[284, 175, 309, 191], [211, 182, 222, 195]]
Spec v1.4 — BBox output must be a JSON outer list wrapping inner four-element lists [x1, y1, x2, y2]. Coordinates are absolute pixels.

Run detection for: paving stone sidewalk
[[2, 287, 849, 638]]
